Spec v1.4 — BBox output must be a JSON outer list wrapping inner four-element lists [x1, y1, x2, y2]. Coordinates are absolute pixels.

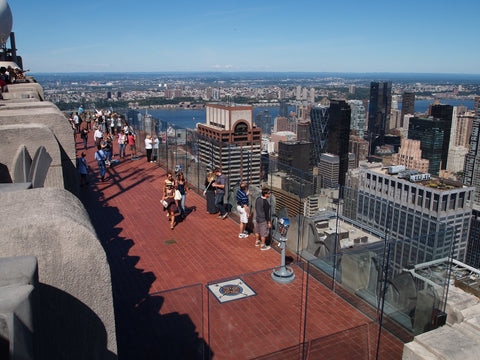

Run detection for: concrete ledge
[[0, 188, 117, 357], [4, 82, 44, 101], [0, 285, 35, 360], [0, 256, 37, 288], [403, 286, 480, 360]]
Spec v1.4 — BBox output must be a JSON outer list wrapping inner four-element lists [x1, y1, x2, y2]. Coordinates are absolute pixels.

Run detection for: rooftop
[[75, 133, 403, 359]]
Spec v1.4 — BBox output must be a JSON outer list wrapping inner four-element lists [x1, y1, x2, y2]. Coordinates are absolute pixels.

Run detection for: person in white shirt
[[145, 135, 153, 162], [94, 127, 103, 147]]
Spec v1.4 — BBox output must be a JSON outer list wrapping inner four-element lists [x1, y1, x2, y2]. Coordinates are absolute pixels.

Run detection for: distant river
[[148, 100, 475, 130], [149, 106, 295, 130], [401, 99, 475, 114]]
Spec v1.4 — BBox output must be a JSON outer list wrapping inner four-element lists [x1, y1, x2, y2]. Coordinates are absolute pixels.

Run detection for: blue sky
[[7, 0, 480, 74]]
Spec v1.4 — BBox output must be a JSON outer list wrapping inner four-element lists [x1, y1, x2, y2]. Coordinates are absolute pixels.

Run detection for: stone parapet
[[0, 188, 117, 358]]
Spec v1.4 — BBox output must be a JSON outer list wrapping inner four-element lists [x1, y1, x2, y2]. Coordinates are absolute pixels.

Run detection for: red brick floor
[[76, 134, 404, 360]]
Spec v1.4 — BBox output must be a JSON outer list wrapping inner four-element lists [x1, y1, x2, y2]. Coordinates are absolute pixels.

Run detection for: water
[[149, 106, 295, 130], [400, 99, 475, 114], [148, 100, 475, 130]]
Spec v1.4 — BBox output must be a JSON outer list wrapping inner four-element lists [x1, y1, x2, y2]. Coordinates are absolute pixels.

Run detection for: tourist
[[176, 172, 188, 218], [116, 115, 123, 134], [127, 131, 136, 159], [109, 116, 116, 135], [103, 131, 113, 166], [117, 130, 127, 159], [94, 144, 107, 182], [254, 187, 271, 250], [212, 167, 228, 219], [152, 136, 159, 162], [163, 171, 178, 229], [94, 126, 103, 147], [73, 112, 80, 134], [145, 134, 153, 162], [204, 171, 216, 214], [77, 151, 89, 187], [236, 182, 250, 238], [80, 121, 89, 150]]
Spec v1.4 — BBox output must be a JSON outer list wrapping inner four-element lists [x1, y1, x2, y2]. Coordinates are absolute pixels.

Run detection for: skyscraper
[[367, 81, 392, 155], [310, 100, 351, 185], [348, 100, 366, 138], [197, 103, 262, 188], [279, 100, 289, 117], [401, 91, 415, 123], [408, 117, 447, 176], [430, 104, 454, 171], [463, 118, 480, 204]]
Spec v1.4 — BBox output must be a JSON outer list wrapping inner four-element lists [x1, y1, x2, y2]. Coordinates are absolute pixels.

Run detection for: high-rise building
[[279, 100, 289, 117], [401, 91, 415, 122], [474, 96, 480, 116], [255, 111, 271, 135], [348, 100, 366, 138], [350, 166, 474, 269], [367, 81, 392, 155], [278, 141, 315, 173], [274, 116, 288, 133], [296, 121, 310, 142], [349, 135, 369, 168], [430, 104, 454, 172], [408, 117, 447, 176], [466, 206, 480, 268], [310, 100, 351, 185], [391, 138, 430, 173], [197, 103, 262, 188], [463, 118, 480, 204]]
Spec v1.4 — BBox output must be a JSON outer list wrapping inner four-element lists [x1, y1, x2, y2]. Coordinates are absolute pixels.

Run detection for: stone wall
[[0, 80, 117, 358]]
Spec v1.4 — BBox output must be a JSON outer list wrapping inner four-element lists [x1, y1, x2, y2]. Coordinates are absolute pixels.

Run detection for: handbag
[[162, 200, 168, 208], [174, 190, 182, 201]]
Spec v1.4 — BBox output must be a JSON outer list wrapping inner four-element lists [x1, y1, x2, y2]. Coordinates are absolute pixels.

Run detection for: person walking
[[212, 167, 228, 219], [94, 144, 107, 182], [77, 151, 89, 187], [254, 187, 271, 250], [94, 126, 103, 147], [176, 172, 188, 218], [236, 182, 250, 238], [163, 171, 178, 229], [80, 121, 89, 150], [204, 171, 217, 214]]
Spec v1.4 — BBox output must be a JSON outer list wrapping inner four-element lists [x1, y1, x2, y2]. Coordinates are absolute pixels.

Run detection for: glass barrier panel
[[145, 284, 207, 359], [207, 265, 306, 359]]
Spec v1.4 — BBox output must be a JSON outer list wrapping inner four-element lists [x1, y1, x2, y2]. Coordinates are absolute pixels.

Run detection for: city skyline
[[7, 0, 480, 74]]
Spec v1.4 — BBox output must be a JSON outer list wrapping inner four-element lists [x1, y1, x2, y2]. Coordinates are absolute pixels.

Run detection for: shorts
[[256, 221, 269, 238], [237, 205, 248, 224]]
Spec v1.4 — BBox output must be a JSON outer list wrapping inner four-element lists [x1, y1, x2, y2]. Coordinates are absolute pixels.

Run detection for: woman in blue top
[[176, 172, 188, 218]]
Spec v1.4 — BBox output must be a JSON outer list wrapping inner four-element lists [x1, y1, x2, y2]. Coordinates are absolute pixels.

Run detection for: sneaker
[[260, 245, 271, 251], [221, 213, 229, 220], [255, 240, 261, 247], [238, 233, 247, 238]]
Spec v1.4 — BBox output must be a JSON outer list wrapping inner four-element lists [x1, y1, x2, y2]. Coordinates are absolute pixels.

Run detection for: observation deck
[[76, 133, 403, 359]]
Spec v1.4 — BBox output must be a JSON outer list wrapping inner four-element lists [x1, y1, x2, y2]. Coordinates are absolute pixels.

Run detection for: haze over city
[[9, 0, 480, 74]]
